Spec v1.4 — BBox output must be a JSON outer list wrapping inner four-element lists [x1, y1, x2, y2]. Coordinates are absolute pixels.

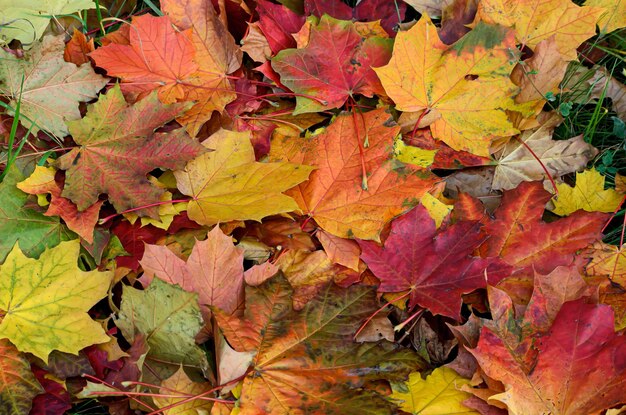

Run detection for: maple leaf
[[471, 298, 626, 414], [397, 127, 494, 169], [63, 28, 95, 66], [0, 240, 112, 362], [275, 249, 336, 309], [153, 367, 213, 415], [161, 0, 242, 136], [270, 108, 443, 241], [271, 15, 392, 114], [213, 275, 423, 415], [30, 365, 72, 415], [0, 167, 74, 263], [174, 129, 313, 226], [585, 0, 626, 32], [90, 15, 198, 104], [317, 230, 361, 272], [17, 166, 103, 243], [0, 0, 95, 46], [465, 181, 606, 273], [551, 168, 623, 216], [304, 0, 407, 35], [55, 84, 206, 216], [492, 126, 598, 191], [116, 278, 209, 376], [477, 0, 605, 59], [389, 368, 478, 415], [510, 38, 569, 118], [0, 339, 44, 415], [256, 0, 305, 54], [586, 242, 626, 284], [359, 204, 510, 319], [522, 265, 594, 334], [374, 16, 519, 157], [139, 226, 245, 318], [0, 35, 107, 137]]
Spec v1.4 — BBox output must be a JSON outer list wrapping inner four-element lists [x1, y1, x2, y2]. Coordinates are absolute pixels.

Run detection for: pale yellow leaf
[[551, 168, 623, 216]]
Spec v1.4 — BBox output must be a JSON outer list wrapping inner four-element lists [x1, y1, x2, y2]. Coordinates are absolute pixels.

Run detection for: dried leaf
[[0, 35, 106, 137]]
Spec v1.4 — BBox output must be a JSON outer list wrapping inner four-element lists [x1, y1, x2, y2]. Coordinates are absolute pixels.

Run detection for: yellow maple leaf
[[551, 168, 623, 216], [153, 366, 213, 415], [585, 0, 626, 33], [586, 242, 626, 285], [375, 16, 519, 157], [390, 367, 478, 414], [175, 129, 314, 225], [421, 193, 453, 228], [476, 0, 604, 59], [0, 240, 112, 362]]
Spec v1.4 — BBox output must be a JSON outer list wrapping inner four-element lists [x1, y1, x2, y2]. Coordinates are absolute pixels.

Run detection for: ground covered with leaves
[[1, 0, 626, 414]]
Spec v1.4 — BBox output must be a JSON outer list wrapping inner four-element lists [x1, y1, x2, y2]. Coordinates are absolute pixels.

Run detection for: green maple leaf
[[0, 167, 74, 263], [0, 240, 112, 362]]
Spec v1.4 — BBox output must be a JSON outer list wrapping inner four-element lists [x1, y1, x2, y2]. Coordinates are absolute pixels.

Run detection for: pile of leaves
[[1, 0, 626, 414]]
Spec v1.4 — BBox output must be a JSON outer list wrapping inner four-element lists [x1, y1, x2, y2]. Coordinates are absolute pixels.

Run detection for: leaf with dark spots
[[213, 274, 423, 414]]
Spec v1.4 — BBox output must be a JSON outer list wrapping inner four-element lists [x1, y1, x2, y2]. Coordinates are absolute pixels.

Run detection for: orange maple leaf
[[270, 108, 443, 241], [90, 14, 198, 104], [161, 0, 242, 136]]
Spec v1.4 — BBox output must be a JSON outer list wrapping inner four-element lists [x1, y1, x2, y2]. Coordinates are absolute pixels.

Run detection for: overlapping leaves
[[0, 0, 624, 414]]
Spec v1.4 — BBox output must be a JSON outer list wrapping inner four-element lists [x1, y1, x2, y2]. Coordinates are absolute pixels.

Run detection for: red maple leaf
[[359, 204, 511, 319]]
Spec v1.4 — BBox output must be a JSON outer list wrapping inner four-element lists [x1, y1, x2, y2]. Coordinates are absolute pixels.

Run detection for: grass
[[552, 27, 626, 244]]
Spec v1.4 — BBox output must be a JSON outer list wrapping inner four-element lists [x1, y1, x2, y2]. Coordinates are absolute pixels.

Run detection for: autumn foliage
[[1, 0, 626, 414]]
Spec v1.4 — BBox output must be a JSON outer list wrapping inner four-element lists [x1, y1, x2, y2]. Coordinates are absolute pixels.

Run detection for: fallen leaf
[[0, 339, 44, 415], [510, 37, 569, 116], [153, 367, 213, 415], [90, 14, 198, 104], [0, 35, 106, 137], [375, 16, 519, 156], [420, 192, 453, 228], [584, 0, 626, 33], [586, 242, 626, 284], [270, 108, 443, 241], [256, 0, 305, 54], [0, 0, 95, 46], [140, 226, 245, 318], [469, 181, 606, 273], [476, 0, 604, 59], [471, 299, 626, 414], [30, 365, 72, 415], [275, 249, 336, 309], [551, 168, 623, 216], [317, 230, 361, 272], [0, 240, 112, 362], [402, 0, 449, 18], [213, 275, 423, 414], [493, 127, 598, 191], [161, 0, 243, 135], [116, 278, 208, 376], [241, 22, 272, 62], [17, 165, 102, 243], [55, 84, 205, 216], [389, 367, 478, 414], [63, 28, 95, 66], [523, 265, 594, 333], [0, 167, 74, 263], [359, 204, 510, 319], [174, 129, 313, 225], [272, 15, 392, 114], [305, 0, 407, 35]]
